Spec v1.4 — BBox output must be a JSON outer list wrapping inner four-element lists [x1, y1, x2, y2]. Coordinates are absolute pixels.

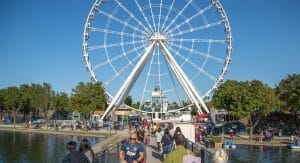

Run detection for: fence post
[[201, 147, 204, 163], [105, 150, 108, 163], [191, 143, 194, 152]]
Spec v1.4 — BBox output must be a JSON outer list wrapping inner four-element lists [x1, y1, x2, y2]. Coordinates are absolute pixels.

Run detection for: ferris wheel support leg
[[100, 42, 156, 121], [159, 41, 209, 113], [163, 50, 202, 114]]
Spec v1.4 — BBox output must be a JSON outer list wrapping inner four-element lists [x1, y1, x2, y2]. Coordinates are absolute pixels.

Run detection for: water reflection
[[227, 144, 300, 163], [0, 130, 103, 163]]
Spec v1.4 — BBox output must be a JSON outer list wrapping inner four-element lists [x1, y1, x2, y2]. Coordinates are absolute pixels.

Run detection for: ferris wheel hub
[[150, 32, 167, 42]]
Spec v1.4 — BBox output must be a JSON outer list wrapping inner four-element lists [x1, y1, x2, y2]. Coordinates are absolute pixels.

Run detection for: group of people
[[291, 135, 300, 145], [155, 125, 200, 163], [62, 138, 94, 163], [257, 129, 273, 142]]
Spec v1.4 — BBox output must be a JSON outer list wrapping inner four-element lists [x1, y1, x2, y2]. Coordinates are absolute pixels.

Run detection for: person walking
[[155, 127, 163, 152], [79, 138, 95, 163], [119, 132, 144, 163], [161, 128, 173, 159], [164, 134, 196, 163]]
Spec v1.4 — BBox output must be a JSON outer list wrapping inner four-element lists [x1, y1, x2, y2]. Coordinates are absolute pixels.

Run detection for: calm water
[[227, 144, 300, 163], [0, 130, 103, 163], [1, 131, 300, 163]]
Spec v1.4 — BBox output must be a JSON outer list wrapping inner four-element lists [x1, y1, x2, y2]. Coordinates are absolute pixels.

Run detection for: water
[[227, 144, 300, 163], [1, 130, 300, 163], [0, 130, 103, 163]]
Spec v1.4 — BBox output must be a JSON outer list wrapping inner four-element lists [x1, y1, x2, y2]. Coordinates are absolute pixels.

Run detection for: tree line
[[0, 82, 107, 128], [0, 74, 299, 134], [212, 73, 300, 138]]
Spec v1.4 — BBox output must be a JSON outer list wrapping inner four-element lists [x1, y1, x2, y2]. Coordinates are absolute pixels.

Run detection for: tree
[[124, 96, 133, 106], [70, 82, 107, 130], [2, 86, 22, 127], [0, 89, 6, 124], [212, 80, 281, 139], [276, 74, 300, 113], [19, 84, 32, 120], [132, 102, 140, 109]]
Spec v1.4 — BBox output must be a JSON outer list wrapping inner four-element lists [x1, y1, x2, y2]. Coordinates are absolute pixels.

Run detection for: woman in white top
[[155, 127, 163, 153], [79, 138, 95, 163]]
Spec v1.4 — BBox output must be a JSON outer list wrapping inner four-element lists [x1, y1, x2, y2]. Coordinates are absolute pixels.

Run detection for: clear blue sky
[[1, 0, 299, 96]]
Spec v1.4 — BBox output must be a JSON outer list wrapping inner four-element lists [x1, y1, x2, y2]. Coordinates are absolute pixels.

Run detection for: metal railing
[[185, 139, 214, 163], [95, 138, 214, 163], [94, 140, 123, 163]]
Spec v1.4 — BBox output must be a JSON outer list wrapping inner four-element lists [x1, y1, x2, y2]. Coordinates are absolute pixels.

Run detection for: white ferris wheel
[[82, 0, 232, 119]]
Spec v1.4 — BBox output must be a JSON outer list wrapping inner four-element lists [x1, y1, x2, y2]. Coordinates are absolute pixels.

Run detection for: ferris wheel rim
[[82, 0, 233, 113]]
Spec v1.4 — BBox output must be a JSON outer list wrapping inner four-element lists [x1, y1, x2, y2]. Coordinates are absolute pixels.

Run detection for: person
[[229, 129, 234, 140], [173, 127, 184, 140], [164, 134, 195, 163], [137, 127, 145, 144], [212, 149, 228, 163], [155, 127, 163, 152], [119, 132, 144, 163], [161, 128, 173, 159], [259, 130, 264, 142], [62, 141, 89, 163], [79, 138, 95, 163]]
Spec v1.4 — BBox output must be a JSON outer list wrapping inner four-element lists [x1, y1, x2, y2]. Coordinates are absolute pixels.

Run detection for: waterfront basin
[[0, 130, 103, 163], [227, 144, 300, 163]]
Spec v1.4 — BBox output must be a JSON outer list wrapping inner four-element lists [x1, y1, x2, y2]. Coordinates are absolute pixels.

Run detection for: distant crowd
[[119, 121, 228, 163]]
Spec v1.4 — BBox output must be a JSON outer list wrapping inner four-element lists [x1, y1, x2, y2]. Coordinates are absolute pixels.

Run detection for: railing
[[94, 140, 123, 163], [185, 139, 214, 163], [95, 138, 214, 163]]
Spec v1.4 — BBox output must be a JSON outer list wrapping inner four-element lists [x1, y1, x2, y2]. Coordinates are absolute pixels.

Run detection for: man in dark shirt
[[137, 127, 145, 143], [62, 141, 89, 163], [120, 133, 144, 163]]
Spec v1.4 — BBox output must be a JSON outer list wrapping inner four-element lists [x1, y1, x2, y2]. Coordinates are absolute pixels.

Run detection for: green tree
[[70, 82, 106, 130], [132, 102, 140, 109], [0, 89, 6, 124], [212, 80, 281, 139], [2, 86, 22, 127], [19, 84, 32, 120], [276, 74, 300, 113], [124, 96, 133, 106]]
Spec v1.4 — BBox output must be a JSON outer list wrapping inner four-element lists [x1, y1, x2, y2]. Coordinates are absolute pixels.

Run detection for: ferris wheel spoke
[[104, 46, 147, 86], [200, 41, 212, 70], [172, 38, 227, 44], [148, 0, 157, 32], [115, 0, 151, 33], [89, 40, 145, 50], [168, 45, 218, 82], [98, 10, 147, 35], [134, 0, 154, 32], [92, 44, 145, 70], [160, 0, 175, 32], [157, 0, 163, 32], [91, 27, 145, 39], [140, 46, 157, 109], [169, 19, 223, 37], [167, 3, 214, 34], [162, 0, 193, 33], [169, 41, 224, 63]]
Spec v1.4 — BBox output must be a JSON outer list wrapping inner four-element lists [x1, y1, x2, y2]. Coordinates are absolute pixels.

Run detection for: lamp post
[[221, 114, 225, 140]]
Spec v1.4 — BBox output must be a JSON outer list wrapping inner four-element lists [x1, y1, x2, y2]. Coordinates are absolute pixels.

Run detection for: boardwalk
[[145, 134, 163, 163]]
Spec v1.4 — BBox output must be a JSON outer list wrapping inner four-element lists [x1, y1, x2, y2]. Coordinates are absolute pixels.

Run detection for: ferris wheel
[[82, 0, 232, 119]]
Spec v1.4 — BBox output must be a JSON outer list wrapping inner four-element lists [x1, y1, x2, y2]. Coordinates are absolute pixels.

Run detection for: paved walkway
[[145, 135, 163, 163]]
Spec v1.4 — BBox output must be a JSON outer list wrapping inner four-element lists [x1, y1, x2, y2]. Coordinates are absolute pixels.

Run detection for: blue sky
[[1, 0, 299, 98]]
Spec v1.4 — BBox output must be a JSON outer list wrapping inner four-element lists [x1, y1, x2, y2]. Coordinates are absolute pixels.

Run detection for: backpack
[[182, 150, 201, 163]]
